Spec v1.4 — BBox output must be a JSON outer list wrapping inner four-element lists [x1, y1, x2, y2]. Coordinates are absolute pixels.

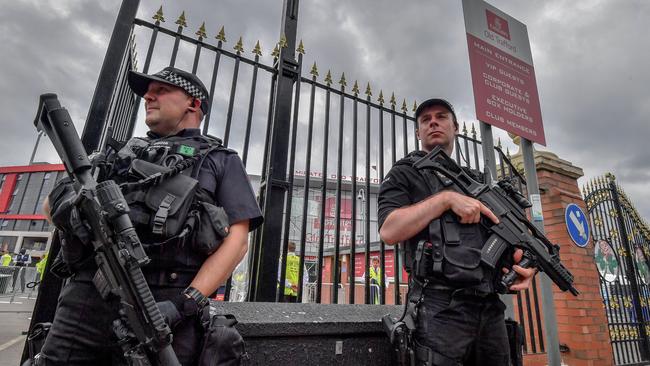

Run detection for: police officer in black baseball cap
[[414, 98, 458, 129], [379, 97, 536, 365]]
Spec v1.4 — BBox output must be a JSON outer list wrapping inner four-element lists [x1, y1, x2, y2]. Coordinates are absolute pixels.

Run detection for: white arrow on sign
[[569, 210, 587, 240]]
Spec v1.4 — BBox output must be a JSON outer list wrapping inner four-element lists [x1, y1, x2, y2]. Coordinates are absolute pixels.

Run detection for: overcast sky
[[1, 0, 648, 222]]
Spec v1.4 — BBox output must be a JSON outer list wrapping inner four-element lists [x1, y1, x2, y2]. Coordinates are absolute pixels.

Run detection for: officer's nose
[[143, 89, 155, 101]]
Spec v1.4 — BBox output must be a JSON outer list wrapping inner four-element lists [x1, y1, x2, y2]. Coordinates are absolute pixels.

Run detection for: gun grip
[[501, 256, 534, 290]]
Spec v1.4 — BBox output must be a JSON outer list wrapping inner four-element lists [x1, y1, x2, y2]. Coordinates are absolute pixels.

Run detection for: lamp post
[[29, 131, 45, 165], [357, 188, 366, 244]]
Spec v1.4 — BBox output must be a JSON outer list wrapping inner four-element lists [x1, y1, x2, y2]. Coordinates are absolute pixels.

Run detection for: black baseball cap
[[128, 67, 210, 116], [414, 98, 458, 128]]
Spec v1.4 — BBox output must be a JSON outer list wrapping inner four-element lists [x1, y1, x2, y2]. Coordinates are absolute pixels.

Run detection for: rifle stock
[[413, 146, 579, 296], [33, 94, 181, 365]]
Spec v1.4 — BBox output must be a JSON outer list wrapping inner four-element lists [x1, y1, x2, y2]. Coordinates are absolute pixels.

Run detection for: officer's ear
[[188, 98, 201, 113]]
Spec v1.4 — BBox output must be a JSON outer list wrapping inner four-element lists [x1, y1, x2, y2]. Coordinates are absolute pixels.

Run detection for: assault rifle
[[34, 94, 180, 365], [413, 146, 579, 296]]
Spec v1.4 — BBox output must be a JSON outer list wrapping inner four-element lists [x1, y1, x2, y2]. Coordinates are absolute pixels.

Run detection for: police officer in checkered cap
[[128, 67, 211, 136], [39, 66, 262, 365]]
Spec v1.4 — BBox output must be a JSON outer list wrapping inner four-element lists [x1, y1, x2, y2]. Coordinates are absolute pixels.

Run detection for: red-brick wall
[[522, 168, 613, 365]]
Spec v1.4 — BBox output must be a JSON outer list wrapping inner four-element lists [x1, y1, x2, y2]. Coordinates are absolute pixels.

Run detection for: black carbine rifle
[[413, 146, 579, 296], [34, 94, 180, 365]]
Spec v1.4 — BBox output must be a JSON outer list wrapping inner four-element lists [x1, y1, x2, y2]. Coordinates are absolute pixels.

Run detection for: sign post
[[462, 1, 559, 364]]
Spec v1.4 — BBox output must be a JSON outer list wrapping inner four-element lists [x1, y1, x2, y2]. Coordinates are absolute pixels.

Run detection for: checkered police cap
[[128, 67, 210, 116]]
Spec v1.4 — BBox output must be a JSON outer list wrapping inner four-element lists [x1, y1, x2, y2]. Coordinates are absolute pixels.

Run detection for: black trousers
[[39, 279, 202, 366], [414, 288, 510, 366]]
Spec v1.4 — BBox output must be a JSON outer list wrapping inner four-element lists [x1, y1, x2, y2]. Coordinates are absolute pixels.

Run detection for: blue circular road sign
[[565, 203, 590, 247]]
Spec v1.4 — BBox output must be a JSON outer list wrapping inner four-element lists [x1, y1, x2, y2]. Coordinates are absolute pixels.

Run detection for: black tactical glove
[[48, 178, 76, 233], [157, 293, 202, 329]]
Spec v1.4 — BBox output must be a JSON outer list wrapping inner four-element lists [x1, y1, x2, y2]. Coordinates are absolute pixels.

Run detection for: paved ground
[[0, 292, 38, 366]]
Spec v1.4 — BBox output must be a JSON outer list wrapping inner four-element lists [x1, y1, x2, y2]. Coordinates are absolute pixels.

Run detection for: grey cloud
[[1, 0, 648, 219]]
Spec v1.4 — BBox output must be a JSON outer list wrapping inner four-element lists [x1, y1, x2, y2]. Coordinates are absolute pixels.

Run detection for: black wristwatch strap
[[182, 286, 209, 309]]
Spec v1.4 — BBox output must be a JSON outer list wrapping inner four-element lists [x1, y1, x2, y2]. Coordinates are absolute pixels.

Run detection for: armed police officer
[[39, 67, 263, 365], [378, 98, 535, 366]]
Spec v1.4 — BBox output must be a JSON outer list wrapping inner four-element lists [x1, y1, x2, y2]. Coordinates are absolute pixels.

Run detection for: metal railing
[[0, 266, 39, 303]]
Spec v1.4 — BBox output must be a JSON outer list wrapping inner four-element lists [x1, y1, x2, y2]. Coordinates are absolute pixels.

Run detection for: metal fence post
[[249, 0, 300, 302], [81, 0, 140, 152], [520, 138, 562, 366]]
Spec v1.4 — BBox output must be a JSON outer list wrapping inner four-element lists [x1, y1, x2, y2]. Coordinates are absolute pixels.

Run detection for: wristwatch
[[182, 286, 209, 310]]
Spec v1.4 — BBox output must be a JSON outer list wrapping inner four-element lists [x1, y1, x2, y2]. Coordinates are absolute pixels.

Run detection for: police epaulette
[[203, 134, 223, 146]]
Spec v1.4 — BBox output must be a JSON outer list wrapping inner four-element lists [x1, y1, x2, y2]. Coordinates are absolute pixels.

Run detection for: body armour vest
[[103, 132, 233, 285], [395, 151, 499, 291]]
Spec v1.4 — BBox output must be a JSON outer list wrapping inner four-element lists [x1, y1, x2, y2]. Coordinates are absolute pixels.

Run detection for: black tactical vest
[[395, 152, 496, 290], [105, 132, 233, 285]]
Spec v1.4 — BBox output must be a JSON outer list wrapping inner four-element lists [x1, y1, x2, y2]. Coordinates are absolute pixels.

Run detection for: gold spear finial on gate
[[216, 26, 227, 42], [606, 172, 616, 182], [471, 123, 477, 139], [377, 90, 385, 105], [195, 22, 207, 39], [352, 80, 359, 96], [506, 147, 511, 158], [252, 41, 262, 57], [339, 73, 347, 88], [324, 70, 333, 86], [152, 6, 165, 23], [365, 83, 372, 97], [496, 137, 502, 149], [390, 93, 396, 108], [271, 44, 280, 58], [175, 11, 187, 28], [412, 100, 417, 113], [234, 37, 244, 54], [297, 40, 305, 55], [401, 99, 408, 113], [462, 122, 468, 136], [279, 33, 288, 48], [310, 62, 319, 78]]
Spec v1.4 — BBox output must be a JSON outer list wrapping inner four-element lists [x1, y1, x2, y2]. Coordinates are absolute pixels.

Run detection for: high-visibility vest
[[284, 253, 300, 296], [36, 255, 48, 280], [1, 254, 11, 266], [369, 265, 382, 286]]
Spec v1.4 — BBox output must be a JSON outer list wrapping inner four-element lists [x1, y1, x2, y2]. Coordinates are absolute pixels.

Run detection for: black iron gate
[[584, 173, 650, 365]]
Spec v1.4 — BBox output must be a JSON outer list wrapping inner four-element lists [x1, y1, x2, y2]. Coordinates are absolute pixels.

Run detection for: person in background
[[278, 241, 309, 302], [12, 248, 31, 293], [369, 256, 382, 304], [1, 250, 12, 266], [36, 252, 49, 281]]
